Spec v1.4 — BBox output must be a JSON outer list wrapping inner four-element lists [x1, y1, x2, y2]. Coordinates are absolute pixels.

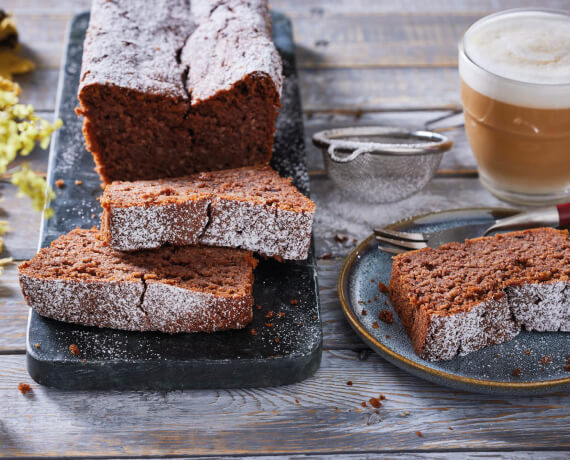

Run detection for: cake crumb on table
[[256, 305, 263, 310], [525, 349, 531, 355], [290, 299, 298, 305], [75, 179, 83, 185], [361, 309, 367, 316], [69, 343, 80, 356], [386, 335, 391, 339], [274, 337, 280, 343], [55, 179, 64, 188], [564, 364, 570, 372], [335, 234, 348, 243], [278, 311, 285, 318], [18, 382, 32, 394], [265, 322, 273, 328], [379, 310, 394, 324], [346, 381, 353, 386], [34, 343, 40, 349], [369, 397, 382, 408], [372, 321, 379, 329], [540, 356, 552, 365], [265, 311, 274, 319], [321, 252, 333, 259], [416, 431, 423, 437], [250, 328, 257, 336], [361, 401, 367, 408], [512, 368, 521, 377]]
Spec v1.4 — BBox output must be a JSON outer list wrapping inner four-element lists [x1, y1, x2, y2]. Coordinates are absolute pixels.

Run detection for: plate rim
[[338, 206, 570, 392]]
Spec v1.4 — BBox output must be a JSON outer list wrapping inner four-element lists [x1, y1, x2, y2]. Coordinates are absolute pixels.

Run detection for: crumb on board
[[416, 431, 423, 437], [379, 394, 386, 400], [265, 322, 273, 328], [367, 299, 371, 304], [361, 309, 367, 316], [369, 397, 382, 408], [265, 311, 274, 319], [378, 281, 389, 294], [512, 368, 521, 377], [379, 310, 394, 324], [256, 305, 262, 310], [448, 426, 453, 430], [372, 321, 379, 329], [321, 252, 333, 259], [55, 179, 65, 188], [75, 179, 83, 185], [361, 401, 367, 408], [290, 299, 298, 305], [69, 343, 80, 356], [540, 356, 552, 365], [346, 381, 353, 386], [295, 399, 299, 404], [250, 328, 257, 336], [313, 314, 318, 320], [374, 296, 378, 301], [34, 343, 40, 349], [564, 364, 570, 372], [82, 358, 86, 363], [278, 311, 285, 317], [370, 278, 375, 283], [525, 349, 531, 355], [385, 335, 391, 339], [274, 337, 280, 343], [18, 382, 32, 395]]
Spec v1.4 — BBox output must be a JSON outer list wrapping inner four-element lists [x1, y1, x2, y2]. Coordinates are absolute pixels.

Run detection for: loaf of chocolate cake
[[389, 228, 570, 361], [100, 166, 315, 260], [19, 228, 258, 333], [76, 0, 282, 183]]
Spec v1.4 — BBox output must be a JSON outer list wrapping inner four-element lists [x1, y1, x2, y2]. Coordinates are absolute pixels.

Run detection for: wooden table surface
[[2, 1, 569, 458]]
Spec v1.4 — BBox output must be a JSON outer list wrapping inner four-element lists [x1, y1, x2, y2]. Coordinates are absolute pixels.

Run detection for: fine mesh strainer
[[312, 126, 453, 203]]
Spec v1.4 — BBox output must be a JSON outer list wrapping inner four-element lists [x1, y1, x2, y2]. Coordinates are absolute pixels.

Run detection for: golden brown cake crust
[[389, 228, 570, 361], [19, 228, 258, 333], [100, 166, 315, 259]]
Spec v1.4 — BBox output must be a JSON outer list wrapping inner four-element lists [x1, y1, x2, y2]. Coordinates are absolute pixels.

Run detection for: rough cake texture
[[389, 228, 570, 361], [100, 166, 315, 260], [76, 0, 283, 183], [19, 228, 258, 333]]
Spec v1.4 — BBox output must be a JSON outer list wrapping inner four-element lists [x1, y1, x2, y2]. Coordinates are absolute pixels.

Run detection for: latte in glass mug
[[459, 9, 570, 205]]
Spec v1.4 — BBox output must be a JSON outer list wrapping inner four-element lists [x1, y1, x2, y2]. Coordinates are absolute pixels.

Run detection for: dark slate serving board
[[26, 11, 322, 390]]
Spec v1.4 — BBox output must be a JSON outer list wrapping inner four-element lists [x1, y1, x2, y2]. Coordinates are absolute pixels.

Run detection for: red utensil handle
[[557, 202, 570, 226]]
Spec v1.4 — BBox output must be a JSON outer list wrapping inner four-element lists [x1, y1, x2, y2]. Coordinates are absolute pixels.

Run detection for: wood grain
[[1, 352, 569, 457]]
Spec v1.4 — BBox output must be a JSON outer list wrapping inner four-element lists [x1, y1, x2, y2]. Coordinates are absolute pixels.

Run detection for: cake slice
[[100, 166, 315, 260], [76, 0, 282, 183], [389, 228, 570, 361], [19, 228, 258, 333]]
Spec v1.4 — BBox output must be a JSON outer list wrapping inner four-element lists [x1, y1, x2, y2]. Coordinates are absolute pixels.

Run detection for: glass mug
[[458, 9, 570, 205]]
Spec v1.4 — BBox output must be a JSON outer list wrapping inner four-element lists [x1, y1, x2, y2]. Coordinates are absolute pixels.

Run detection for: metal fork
[[374, 203, 570, 254]]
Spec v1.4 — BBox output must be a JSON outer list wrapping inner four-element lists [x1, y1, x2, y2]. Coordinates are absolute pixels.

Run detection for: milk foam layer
[[460, 10, 570, 109]]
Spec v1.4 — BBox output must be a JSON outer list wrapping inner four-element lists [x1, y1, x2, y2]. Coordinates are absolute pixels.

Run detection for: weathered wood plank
[[5, 0, 569, 15], [1, 352, 569, 457], [300, 67, 461, 111]]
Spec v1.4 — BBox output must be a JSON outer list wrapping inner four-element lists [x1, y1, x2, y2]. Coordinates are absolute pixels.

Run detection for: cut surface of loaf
[[19, 228, 258, 333], [100, 166, 315, 260], [76, 0, 282, 183], [389, 228, 570, 361]]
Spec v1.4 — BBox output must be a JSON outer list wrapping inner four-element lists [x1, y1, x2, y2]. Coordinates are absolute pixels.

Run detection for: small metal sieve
[[312, 126, 453, 203]]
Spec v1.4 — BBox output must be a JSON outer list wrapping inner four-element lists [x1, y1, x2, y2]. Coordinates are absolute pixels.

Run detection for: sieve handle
[[327, 144, 370, 164]]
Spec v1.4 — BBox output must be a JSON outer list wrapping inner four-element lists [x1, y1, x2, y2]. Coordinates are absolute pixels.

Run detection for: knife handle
[[557, 202, 570, 227]]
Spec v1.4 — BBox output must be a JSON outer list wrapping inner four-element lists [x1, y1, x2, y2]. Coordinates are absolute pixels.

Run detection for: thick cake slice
[[19, 228, 258, 333], [76, 0, 282, 183], [389, 228, 570, 361], [100, 166, 315, 260]]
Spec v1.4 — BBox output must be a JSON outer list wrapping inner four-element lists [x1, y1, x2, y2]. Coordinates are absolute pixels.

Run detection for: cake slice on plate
[[19, 228, 258, 333], [389, 228, 570, 361], [100, 165, 315, 260]]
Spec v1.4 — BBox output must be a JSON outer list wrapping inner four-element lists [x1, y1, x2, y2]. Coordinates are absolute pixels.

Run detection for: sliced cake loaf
[[19, 228, 258, 333], [76, 0, 282, 183], [389, 228, 570, 361], [100, 166, 315, 260]]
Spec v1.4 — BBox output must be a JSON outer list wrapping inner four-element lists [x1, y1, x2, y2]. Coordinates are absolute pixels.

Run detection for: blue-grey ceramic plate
[[339, 207, 570, 395]]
